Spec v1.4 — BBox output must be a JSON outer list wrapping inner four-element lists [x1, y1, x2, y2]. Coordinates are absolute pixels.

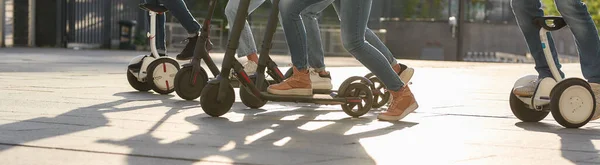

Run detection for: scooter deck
[[260, 92, 360, 105]]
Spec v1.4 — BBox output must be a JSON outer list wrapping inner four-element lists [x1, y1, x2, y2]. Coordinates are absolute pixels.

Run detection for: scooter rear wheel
[[341, 83, 374, 117], [240, 77, 269, 109], [175, 66, 208, 100], [200, 83, 235, 117], [369, 77, 390, 108]]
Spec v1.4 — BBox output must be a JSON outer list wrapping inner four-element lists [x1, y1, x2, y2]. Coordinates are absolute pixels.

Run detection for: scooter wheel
[[369, 77, 390, 108], [127, 69, 151, 92], [550, 78, 595, 128], [240, 77, 268, 109], [175, 66, 208, 100], [147, 58, 180, 95], [364, 73, 375, 79], [341, 83, 374, 117], [509, 89, 549, 122], [284, 67, 293, 79], [200, 83, 235, 117]]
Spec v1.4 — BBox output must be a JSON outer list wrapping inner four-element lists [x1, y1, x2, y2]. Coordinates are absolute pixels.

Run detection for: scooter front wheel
[[147, 58, 180, 95], [200, 83, 235, 117], [175, 66, 208, 100], [369, 77, 390, 108]]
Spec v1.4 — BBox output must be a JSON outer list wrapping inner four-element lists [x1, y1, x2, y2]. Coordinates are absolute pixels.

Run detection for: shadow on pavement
[[0, 92, 194, 153], [515, 122, 600, 164], [99, 103, 418, 165]]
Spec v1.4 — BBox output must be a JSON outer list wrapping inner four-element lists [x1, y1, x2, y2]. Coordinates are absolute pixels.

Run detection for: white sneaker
[[399, 67, 414, 86], [589, 83, 600, 120], [230, 61, 257, 78], [309, 70, 333, 90], [513, 78, 540, 97]]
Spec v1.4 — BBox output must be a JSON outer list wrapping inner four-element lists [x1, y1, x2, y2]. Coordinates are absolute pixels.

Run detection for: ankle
[[392, 64, 401, 74], [247, 53, 259, 63]]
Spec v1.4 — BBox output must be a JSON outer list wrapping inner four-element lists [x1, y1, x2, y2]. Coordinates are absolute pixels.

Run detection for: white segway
[[127, 2, 180, 95], [510, 16, 596, 128]]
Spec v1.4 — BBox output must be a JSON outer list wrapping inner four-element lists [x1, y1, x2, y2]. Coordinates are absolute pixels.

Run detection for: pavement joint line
[[464, 141, 600, 154], [452, 155, 497, 163], [0, 142, 262, 165], [290, 157, 359, 165]]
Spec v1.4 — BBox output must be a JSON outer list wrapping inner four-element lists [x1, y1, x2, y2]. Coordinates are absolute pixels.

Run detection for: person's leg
[[159, 0, 200, 35], [156, 0, 202, 60], [554, 0, 600, 83], [336, 0, 416, 121], [156, 13, 166, 55], [511, 0, 564, 96], [554, 0, 600, 120], [267, 0, 324, 96], [301, 0, 334, 90], [225, 0, 264, 59], [224, 0, 265, 74], [331, 1, 413, 85]]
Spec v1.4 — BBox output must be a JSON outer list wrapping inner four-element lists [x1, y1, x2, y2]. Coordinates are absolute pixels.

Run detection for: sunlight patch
[[281, 114, 304, 121], [273, 137, 292, 146], [219, 141, 236, 152], [245, 129, 274, 145], [298, 121, 334, 131]]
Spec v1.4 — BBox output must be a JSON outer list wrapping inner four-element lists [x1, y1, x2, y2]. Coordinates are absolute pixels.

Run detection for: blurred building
[[0, 0, 578, 61]]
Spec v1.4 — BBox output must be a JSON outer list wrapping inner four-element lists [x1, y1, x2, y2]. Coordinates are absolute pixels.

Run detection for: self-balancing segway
[[510, 16, 596, 128], [199, 0, 374, 118], [127, 3, 180, 95]]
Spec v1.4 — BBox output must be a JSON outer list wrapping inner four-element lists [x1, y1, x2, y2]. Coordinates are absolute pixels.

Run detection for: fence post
[[0, 0, 5, 47], [102, 0, 112, 48]]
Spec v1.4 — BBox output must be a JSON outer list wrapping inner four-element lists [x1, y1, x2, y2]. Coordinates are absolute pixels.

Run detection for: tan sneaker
[[267, 67, 312, 96], [513, 78, 539, 97], [378, 86, 419, 121], [590, 83, 600, 120], [392, 63, 414, 86]]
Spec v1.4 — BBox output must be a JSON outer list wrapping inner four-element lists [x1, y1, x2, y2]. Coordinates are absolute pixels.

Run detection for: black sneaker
[[175, 36, 214, 60]]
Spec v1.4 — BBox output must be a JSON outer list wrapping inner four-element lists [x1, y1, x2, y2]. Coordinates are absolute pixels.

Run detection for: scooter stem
[[539, 29, 562, 81], [149, 11, 160, 58]]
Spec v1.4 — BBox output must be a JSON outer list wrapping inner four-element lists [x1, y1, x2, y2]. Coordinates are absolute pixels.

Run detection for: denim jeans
[[512, 0, 600, 83], [280, 0, 403, 90], [303, 0, 398, 72], [225, 0, 267, 58], [145, 0, 201, 53]]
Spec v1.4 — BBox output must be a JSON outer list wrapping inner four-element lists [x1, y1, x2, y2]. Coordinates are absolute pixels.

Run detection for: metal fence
[[65, 0, 141, 48]]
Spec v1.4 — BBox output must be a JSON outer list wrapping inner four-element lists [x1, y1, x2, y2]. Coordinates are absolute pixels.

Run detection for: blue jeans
[[303, 0, 398, 72], [145, 0, 201, 53], [280, 0, 403, 90], [512, 0, 600, 83]]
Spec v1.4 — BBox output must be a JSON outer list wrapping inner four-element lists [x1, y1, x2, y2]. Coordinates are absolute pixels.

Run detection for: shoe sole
[[377, 102, 419, 121], [312, 82, 333, 90], [267, 88, 312, 96]]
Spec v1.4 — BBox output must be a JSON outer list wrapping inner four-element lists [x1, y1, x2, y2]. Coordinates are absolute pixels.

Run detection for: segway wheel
[[340, 83, 374, 117], [509, 90, 549, 122], [175, 66, 208, 100], [147, 58, 180, 95], [550, 78, 595, 128], [127, 70, 151, 92], [369, 77, 390, 108], [200, 83, 235, 117], [240, 77, 268, 109]]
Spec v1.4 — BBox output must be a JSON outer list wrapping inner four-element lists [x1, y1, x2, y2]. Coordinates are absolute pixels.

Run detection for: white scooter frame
[[510, 16, 596, 128], [127, 3, 180, 95]]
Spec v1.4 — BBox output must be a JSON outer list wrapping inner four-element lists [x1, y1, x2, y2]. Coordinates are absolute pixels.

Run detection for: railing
[[463, 52, 579, 63]]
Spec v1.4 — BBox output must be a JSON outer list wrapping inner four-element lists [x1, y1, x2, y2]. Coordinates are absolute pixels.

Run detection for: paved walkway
[[0, 48, 598, 165]]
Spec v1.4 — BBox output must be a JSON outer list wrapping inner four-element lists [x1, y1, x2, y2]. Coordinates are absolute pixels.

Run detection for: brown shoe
[[378, 86, 418, 121], [267, 67, 312, 96]]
